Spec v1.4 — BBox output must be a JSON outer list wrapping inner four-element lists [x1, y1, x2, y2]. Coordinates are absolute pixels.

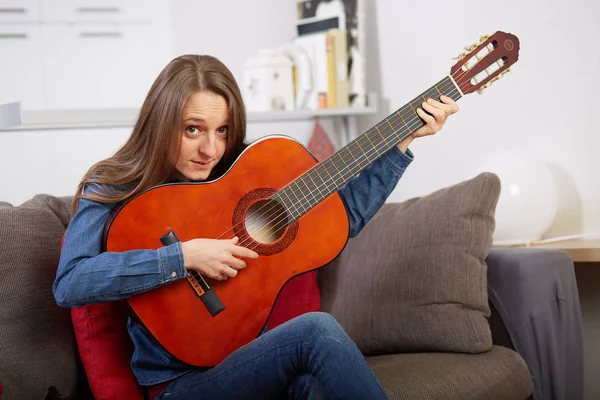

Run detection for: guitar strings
[[236, 70, 476, 249], [236, 69, 474, 249], [208, 65, 477, 250], [240, 78, 462, 239], [242, 93, 451, 248], [237, 69, 467, 249]]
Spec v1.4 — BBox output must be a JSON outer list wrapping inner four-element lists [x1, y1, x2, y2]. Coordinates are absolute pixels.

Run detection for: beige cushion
[[367, 345, 533, 400], [319, 172, 500, 355], [0, 195, 78, 399]]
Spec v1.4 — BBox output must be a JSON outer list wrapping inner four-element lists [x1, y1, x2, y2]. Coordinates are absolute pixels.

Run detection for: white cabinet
[[0, 0, 172, 110], [0, 0, 40, 22], [42, 24, 169, 109], [41, 0, 157, 23], [0, 24, 44, 108]]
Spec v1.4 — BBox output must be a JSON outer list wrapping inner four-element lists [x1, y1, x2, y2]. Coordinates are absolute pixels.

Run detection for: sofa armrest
[[485, 247, 583, 400]]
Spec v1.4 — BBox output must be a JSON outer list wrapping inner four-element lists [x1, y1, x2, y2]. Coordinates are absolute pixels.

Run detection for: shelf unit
[[0, 96, 378, 145]]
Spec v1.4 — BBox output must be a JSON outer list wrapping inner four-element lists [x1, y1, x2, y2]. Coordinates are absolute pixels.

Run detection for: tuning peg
[[459, 34, 493, 59], [454, 51, 468, 60], [477, 82, 491, 94], [501, 67, 512, 75]]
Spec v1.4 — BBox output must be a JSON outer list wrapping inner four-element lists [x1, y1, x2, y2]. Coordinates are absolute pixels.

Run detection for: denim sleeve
[[338, 146, 414, 238], [53, 187, 189, 308]]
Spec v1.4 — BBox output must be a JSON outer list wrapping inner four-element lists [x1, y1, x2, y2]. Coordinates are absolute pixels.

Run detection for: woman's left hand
[[411, 95, 459, 138], [397, 95, 459, 152]]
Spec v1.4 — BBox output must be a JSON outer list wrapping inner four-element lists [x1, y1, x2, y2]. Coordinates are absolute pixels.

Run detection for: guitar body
[[104, 136, 349, 367]]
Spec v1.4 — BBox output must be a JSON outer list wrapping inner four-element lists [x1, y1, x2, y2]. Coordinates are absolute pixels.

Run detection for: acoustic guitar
[[104, 31, 520, 367]]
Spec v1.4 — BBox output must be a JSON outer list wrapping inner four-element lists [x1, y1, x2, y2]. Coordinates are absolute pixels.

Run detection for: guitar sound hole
[[245, 199, 288, 244]]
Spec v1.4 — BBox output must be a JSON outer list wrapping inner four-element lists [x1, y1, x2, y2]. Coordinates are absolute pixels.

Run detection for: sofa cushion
[[71, 304, 144, 399], [60, 224, 144, 400], [319, 172, 500, 355], [367, 345, 533, 400], [0, 195, 78, 399]]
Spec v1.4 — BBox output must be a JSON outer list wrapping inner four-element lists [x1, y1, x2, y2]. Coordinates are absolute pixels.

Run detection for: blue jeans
[[153, 312, 388, 400]]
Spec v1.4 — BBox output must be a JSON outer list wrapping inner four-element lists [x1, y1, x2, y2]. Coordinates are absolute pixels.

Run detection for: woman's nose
[[198, 132, 217, 158]]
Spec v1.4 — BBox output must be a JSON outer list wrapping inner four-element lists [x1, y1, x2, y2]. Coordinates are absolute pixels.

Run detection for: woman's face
[[175, 91, 229, 181]]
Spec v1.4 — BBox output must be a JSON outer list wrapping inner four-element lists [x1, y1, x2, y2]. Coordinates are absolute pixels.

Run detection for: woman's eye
[[217, 126, 229, 136], [186, 126, 199, 135]]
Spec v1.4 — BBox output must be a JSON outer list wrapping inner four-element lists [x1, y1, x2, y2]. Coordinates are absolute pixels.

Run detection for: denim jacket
[[53, 145, 413, 386]]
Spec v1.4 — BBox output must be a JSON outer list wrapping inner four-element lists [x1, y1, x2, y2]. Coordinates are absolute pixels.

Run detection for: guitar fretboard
[[272, 75, 463, 222]]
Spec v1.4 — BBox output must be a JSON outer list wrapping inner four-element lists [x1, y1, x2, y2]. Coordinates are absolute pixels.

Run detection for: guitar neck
[[273, 75, 463, 222]]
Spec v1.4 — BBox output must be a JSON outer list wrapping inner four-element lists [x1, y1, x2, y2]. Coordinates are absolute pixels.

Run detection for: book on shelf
[[292, 28, 349, 110], [295, 0, 366, 108]]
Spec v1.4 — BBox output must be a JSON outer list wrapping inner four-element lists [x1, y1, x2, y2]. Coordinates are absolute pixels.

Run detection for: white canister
[[243, 49, 295, 112]]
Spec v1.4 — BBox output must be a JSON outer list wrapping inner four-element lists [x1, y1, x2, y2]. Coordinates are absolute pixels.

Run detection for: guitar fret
[[396, 110, 411, 132], [321, 159, 337, 186], [355, 137, 372, 163], [346, 144, 363, 170], [290, 182, 307, 213], [299, 176, 317, 206], [280, 190, 299, 220], [327, 156, 345, 182], [346, 143, 362, 176], [364, 131, 381, 157], [306, 171, 325, 200], [384, 119, 399, 141], [426, 87, 438, 100], [313, 166, 332, 197], [374, 125, 389, 148], [408, 102, 418, 117], [354, 143, 369, 169], [337, 149, 353, 177]]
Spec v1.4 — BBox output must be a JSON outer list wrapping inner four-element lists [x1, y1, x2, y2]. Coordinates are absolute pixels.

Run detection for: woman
[[54, 54, 458, 399]]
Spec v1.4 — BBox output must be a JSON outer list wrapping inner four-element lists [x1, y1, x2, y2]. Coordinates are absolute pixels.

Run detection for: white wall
[[171, 0, 600, 236], [0, 127, 133, 202], [357, 0, 600, 236], [1, 0, 598, 238]]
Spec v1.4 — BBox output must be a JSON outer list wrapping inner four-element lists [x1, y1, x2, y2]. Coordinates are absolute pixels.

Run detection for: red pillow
[[65, 240, 317, 400], [267, 271, 320, 329], [62, 233, 143, 400], [71, 304, 144, 399]]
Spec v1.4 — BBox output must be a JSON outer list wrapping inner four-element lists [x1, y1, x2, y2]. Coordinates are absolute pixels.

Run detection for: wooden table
[[504, 238, 600, 262]]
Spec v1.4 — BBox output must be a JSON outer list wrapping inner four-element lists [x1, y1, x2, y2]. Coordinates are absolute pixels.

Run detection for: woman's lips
[[191, 160, 211, 169]]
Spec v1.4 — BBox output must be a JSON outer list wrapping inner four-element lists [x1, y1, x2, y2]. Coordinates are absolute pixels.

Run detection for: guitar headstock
[[451, 31, 520, 95]]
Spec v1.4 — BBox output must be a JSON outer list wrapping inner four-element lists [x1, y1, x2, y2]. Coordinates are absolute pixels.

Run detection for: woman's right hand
[[181, 236, 259, 281]]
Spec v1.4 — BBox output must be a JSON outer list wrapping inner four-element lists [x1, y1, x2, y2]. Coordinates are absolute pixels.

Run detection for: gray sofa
[[0, 172, 583, 400]]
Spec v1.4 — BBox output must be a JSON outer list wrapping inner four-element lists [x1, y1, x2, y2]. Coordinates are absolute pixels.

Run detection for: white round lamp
[[479, 150, 558, 245]]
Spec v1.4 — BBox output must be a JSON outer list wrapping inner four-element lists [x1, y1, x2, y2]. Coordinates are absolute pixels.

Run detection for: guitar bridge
[[160, 230, 225, 317], [187, 275, 205, 296]]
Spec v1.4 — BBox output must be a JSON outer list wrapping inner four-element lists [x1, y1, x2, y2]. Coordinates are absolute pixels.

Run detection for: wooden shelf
[[499, 238, 600, 263]]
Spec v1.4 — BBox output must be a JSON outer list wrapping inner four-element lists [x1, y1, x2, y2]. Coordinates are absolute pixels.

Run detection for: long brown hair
[[73, 54, 247, 213]]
